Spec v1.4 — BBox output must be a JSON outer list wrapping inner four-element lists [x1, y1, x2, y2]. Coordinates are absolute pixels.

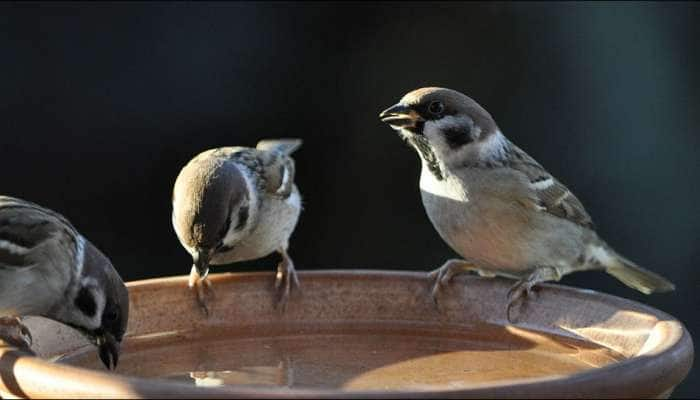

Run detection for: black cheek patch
[[217, 202, 234, 241], [74, 287, 97, 318], [234, 206, 249, 231], [443, 126, 473, 148]]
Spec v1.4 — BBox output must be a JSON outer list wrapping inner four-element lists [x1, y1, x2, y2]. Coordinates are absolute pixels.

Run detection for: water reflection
[[62, 326, 624, 391]]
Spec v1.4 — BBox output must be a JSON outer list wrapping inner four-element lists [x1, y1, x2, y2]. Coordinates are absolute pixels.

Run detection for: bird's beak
[[193, 249, 211, 279], [379, 103, 423, 128], [96, 331, 120, 370]]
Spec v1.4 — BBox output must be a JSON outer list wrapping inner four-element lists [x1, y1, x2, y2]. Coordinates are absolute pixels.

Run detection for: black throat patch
[[407, 134, 444, 181]]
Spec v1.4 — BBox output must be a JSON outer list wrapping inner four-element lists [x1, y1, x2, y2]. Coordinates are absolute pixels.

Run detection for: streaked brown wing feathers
[[507, 144, 594, 229]]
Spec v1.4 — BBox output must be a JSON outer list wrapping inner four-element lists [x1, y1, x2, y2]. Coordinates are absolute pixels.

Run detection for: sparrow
[[0, 196, 129, 369], [172, 138, 303, 315], [379, 87, 675, 320]]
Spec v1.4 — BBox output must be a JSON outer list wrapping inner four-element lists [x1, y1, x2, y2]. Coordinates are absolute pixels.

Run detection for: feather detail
[[255, 138, 302, 155], [252, 140, 301, 198], [505, 143, 595, 229], [588, 244, 675, 293], [0, 196, 77, 269], [207, 141, 299, 198]]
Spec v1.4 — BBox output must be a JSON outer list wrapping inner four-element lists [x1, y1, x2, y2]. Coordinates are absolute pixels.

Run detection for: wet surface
[[60, 323, 625, 391]]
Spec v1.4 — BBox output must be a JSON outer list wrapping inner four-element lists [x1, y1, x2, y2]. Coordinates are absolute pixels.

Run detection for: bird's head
[[380, 87, 505, 169], [48, 237, 129, 370], [171, 151, 255, 277]]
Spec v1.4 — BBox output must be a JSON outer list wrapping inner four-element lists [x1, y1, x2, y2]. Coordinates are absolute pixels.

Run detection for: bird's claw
[[274, 258, 300, 313], [192, 277, 214, 317], [428, 267, 450, 306], [506, 279, 535, 323], [428, 261, 467, 307]]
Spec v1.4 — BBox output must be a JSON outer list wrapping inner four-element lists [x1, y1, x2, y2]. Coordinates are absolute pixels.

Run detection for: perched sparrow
[[0, 196, 129, 369], [379, 87, 674, 320], [172, 139, 303, 315]]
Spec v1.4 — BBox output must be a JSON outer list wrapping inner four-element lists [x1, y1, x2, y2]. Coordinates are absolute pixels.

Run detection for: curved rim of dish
[[0, 270, 694, 399]]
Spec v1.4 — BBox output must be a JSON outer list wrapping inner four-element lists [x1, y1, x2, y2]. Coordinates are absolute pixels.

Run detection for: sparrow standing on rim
[[0, 196, 128, 369], [379, 87, 674, 320], [172, 139, 303, 315]]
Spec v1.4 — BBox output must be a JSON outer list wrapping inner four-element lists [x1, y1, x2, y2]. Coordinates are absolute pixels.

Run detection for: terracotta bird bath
[[0, 270, 693, 398]]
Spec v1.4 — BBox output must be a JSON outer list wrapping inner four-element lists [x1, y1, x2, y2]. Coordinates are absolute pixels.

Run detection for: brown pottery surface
[[0, 270, 693, 398]]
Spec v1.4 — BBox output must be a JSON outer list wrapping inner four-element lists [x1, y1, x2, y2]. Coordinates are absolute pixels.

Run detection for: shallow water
[[61, 324, 625, 391]]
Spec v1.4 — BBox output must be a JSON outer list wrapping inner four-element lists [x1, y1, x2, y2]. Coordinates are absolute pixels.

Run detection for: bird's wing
[[256, 147, 298, 198], [255, 139, 302, 197], [247, 139, 303, 198], [208, 145, 299, 198], [256, 138, 302, 155], [0, 197, 71, 269], [506, 144, 595, 229]]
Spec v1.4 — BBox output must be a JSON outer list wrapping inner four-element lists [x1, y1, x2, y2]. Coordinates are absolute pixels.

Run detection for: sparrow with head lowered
[[0, 196, 128, 369], [172, 139, 303, 315], [379, 87, 674, 320]]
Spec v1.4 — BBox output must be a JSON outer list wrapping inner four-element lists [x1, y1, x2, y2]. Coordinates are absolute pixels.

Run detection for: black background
[[1, 2, 698, 396]]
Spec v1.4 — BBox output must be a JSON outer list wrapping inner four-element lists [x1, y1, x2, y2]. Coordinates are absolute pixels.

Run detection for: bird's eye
[[428, 101, 445, 116]]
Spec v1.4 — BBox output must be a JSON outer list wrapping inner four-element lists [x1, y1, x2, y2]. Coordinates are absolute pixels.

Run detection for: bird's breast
[[419, 167, 474, 248], [419, 167, 535, 272]]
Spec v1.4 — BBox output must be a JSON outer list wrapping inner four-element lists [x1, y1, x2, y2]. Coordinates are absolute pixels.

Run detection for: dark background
[[1, 2, 697, 396]]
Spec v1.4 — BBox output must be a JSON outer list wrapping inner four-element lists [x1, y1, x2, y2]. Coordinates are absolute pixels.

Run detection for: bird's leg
[[506, 266, 561, 322], [0, 316, 34, 354], [428, 258, 491, 305], [189, 265, 214, 316], [274, 245, 300, 313]]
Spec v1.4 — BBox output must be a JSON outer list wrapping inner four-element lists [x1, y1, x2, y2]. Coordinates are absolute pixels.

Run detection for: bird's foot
[[428, 259, 484, 306], [505, 267, 559, 323], [0, 316, 34, 353], [274, 249, 300, 313], [506, 279, 537, 323], [428, 264, 455, 305], [189, 267, 214, 316]]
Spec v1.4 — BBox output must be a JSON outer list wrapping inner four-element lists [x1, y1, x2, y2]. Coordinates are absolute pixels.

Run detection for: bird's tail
[[592, 244, 675, 294], [256, 138, 302, 155]]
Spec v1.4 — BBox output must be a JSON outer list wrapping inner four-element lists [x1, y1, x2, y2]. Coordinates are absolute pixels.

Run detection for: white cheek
[[478, 130, 507, 160], [221, 205, 246, 247], [219, 167, 258, 247], [422, 116, 476, 161], [76, 277, 106, 330], [421, 120, 441, 142]]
